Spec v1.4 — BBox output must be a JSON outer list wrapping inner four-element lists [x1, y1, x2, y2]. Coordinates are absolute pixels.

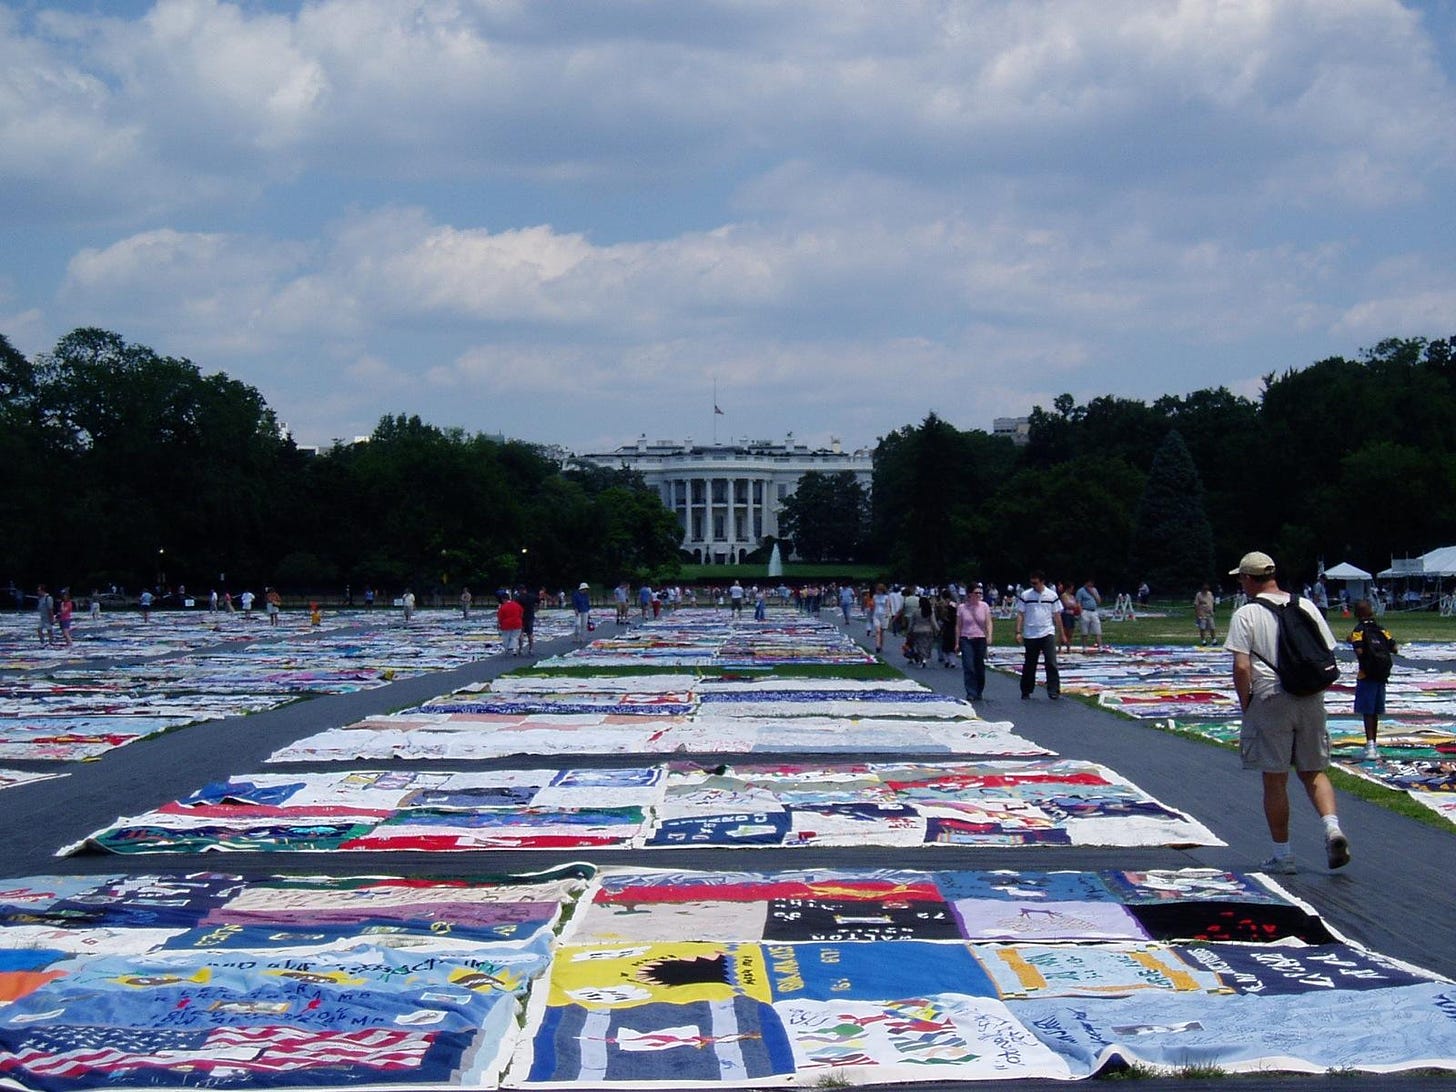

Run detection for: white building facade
[[579, 436, 873, 564]]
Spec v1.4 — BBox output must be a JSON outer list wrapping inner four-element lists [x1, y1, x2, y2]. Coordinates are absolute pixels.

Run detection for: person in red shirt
[[497, 594, 524, 655]]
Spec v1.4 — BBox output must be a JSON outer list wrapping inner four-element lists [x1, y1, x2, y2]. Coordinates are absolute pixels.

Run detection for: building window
[[777, 484, 788, 501], [692, 480, 705, 504], [713, 514, 726, 541], [711, 480, 727, 504]]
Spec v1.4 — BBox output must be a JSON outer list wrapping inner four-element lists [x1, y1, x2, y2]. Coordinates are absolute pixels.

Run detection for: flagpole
[[713, 378, 718, 444]]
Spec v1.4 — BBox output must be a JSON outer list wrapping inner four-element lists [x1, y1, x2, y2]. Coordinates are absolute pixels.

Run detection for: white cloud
[[50, 194, 1360, 416], [4, 0, 1454, 448], [1336, 289, 1456, 337], [4, 0, 1449, 218], [62, 228, 313, 353]]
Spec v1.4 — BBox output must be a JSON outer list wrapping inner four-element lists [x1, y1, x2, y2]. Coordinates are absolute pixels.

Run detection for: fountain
[[767, 543, 784, 578]]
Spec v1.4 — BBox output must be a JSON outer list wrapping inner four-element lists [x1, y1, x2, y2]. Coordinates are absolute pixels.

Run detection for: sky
[[2, 1, 1454, 455]]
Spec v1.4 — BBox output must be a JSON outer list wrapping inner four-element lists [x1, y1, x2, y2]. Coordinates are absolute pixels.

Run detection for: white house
[[578, 435, 873, 564]]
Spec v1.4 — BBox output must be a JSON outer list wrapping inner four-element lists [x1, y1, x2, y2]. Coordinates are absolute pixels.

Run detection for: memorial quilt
[[0, 869, 587, 956], [560, 866, 1332, 946], [0, 868, 591, 1090], [70, 759, 1220, 855], [3, 868, 1452, 1086], [66, 768, 667, 855], [510, 869, 1455, 1086], [645, 759, 1221, 849], [0, 613, 580, 763], [267, 710, 1048, 762], [535, 612, 877, 669]]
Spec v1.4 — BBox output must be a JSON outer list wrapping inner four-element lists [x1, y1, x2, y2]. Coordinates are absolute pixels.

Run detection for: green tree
[[593, 485, 684, 583], [871, 413, 1017, 578], [29, 328, 291, 589], [0, 334, 52, 577], [307, 416, 532, 592], [1025, 394, 1164, 471], [1127, 430, 1215, 596], [1318, 441, 1456, 570], [778, 470, 868, 562], [1151, 387, 1260, 564], [980, 455, 1144, 591]]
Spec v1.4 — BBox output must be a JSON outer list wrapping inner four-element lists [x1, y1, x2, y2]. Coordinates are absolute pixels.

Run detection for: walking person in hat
[[1225, 551, 1349, 874]]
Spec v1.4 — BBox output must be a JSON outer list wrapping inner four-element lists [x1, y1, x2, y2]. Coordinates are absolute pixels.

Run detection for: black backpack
[[1356, 619, 1395, 683], [1252, 594, 1340, 696]]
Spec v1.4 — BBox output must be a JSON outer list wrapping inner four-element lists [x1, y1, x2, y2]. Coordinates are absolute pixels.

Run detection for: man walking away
[[1225, 551, 1349, 874]]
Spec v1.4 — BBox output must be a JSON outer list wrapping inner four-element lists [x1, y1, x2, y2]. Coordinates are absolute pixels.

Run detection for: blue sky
[[3, 1, 1453, 453]]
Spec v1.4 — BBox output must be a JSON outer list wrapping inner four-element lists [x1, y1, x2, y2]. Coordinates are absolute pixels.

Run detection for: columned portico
[[582, 436, 873, 564]]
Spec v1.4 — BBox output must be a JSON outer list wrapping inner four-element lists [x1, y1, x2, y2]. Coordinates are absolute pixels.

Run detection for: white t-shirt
[[1017, 587, 1060, 639], [1225, 591, 1336, 699]]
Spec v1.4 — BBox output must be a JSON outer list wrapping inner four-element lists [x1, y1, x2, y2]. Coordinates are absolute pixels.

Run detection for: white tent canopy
[[1421, 547, 1456, 576], [1378, 546, 1456, 579], [1323, 562, 1373, 581]]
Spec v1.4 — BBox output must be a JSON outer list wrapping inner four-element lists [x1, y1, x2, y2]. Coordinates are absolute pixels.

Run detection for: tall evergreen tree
[[1127, 429, 1215, 596]]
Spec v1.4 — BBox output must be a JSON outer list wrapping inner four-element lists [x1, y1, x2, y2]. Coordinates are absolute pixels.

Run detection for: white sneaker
[[1258, 855, 1298, 875], [1326, 831, 1351, 870], [1363, 742, 1379, 761]]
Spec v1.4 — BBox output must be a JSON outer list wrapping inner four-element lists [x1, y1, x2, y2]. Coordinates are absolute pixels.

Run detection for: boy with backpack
[[1348, 599, 1396, 761], [1225, 551, 1349, 874]]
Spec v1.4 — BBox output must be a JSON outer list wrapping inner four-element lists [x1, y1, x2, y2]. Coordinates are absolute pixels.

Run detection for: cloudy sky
[[3, 1, 1454, 453]]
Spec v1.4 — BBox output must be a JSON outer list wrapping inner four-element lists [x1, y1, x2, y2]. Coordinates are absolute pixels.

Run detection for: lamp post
[[156, 548, 165, 590]]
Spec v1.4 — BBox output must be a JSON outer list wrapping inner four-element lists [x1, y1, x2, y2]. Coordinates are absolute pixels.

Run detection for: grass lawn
[[676, 563, 883, 582], [1094, 599, 1456, 645]]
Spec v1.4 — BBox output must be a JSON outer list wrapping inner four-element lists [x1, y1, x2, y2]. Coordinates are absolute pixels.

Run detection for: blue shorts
[[1353, 678, 1386, 715]]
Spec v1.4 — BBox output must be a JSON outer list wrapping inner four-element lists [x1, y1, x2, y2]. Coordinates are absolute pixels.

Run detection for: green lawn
[[675, 563, 883, 582], [1092, 599, 1456, 645]]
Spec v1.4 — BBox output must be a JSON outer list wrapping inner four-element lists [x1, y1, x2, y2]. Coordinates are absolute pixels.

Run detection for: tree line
[[787, 336, 1456, 597], [1, 328, 681, 599], [4, 327, 1453, 602]]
